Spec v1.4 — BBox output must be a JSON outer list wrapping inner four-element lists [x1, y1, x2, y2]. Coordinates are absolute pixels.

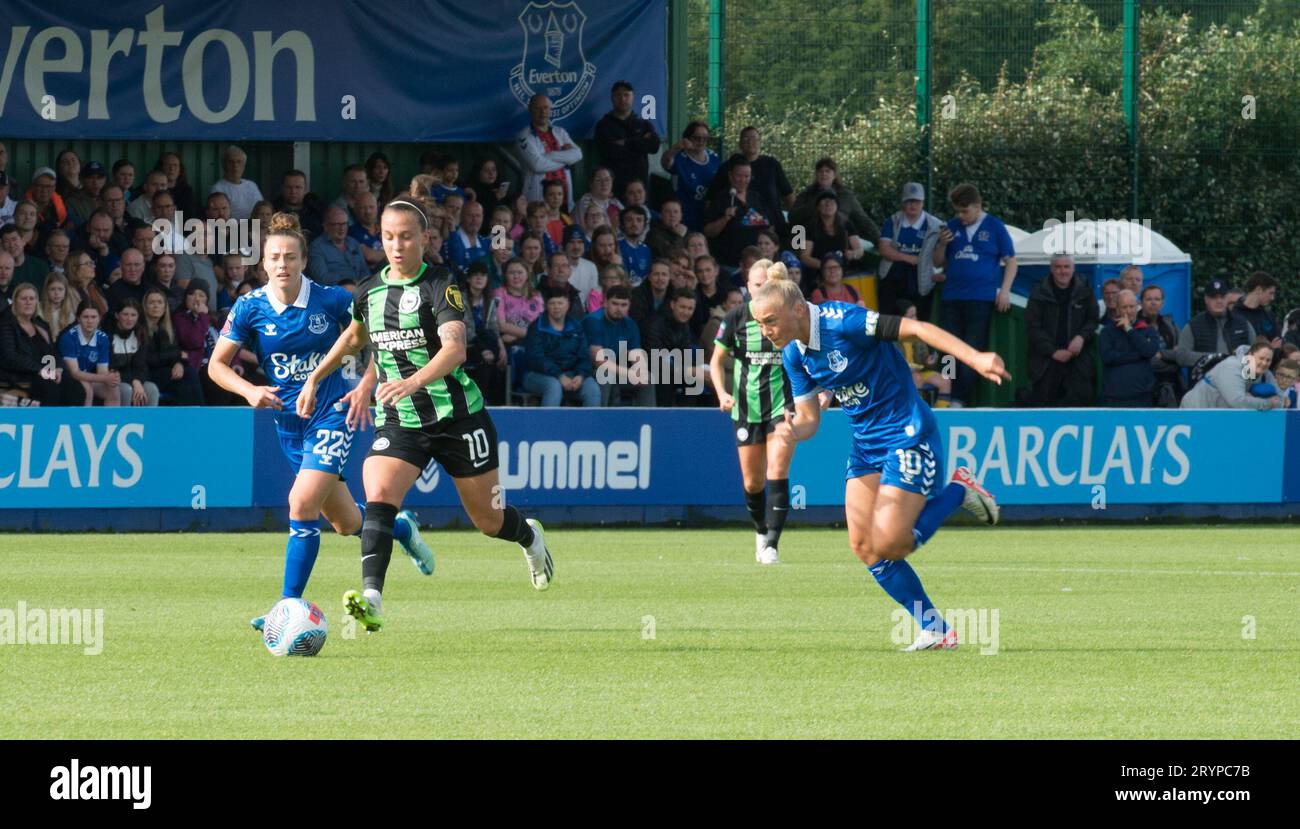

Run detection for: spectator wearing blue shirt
[[58, 300, 118, 405], [307, 207, 369, 286], [347, 192, 385, 273], [932, 183, 1017, 405], [660, 121, 720, 232], [617, 206, 652, 286], [584, 284, 655, 406], [524, 293, 600, 407], [447, 200, 492, 273]]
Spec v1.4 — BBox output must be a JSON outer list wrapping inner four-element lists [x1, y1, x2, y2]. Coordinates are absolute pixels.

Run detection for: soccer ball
[[262, 598, 328, 657]]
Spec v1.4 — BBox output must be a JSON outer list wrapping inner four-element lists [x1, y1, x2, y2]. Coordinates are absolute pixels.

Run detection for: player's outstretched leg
[[951, 467, 999, 525], [453, 468, 553, 590], [253, 469, 342, 632]]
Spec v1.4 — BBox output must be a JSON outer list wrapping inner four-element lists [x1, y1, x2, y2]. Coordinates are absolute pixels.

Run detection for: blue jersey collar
[[795, 302, 821, 354]]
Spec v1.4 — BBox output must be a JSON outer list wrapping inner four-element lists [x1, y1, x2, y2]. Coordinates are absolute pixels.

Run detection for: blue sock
[[352, 503, 366, 537], [912, 482, 965, 550], [282, 519, 321, 599], [868, 558, 947, 633]]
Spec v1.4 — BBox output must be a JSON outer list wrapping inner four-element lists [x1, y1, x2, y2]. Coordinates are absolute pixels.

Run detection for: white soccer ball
[[262, 598, 328, 657]]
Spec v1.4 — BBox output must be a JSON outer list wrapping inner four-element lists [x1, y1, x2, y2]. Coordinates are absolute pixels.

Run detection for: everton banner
[[0, 1, 667, 141]]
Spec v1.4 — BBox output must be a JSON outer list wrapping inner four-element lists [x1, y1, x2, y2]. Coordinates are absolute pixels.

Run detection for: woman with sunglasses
[[660, 120, 720, 233]]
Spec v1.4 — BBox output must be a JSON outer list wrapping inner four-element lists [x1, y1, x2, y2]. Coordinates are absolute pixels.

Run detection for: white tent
[[1014, 220, 1190, 267]]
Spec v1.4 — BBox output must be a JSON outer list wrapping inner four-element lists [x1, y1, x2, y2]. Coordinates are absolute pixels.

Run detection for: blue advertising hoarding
[[0, 1, 667, 141]]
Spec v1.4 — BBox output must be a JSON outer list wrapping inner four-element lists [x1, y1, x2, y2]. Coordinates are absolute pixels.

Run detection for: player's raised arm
[[898, 316, 1011, 385], [299, 318, 369, 418]]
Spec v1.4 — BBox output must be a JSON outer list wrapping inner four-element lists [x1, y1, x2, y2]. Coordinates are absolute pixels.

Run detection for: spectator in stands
[[209, 145, 263, 221], [1181, 338, 1284, 410], [685, 231, 709, 263], [1273, 358, 1299, 409], [1233, 271, 1281, 348], [703, 157, 780, 271], [111, 160, 136, 200], [642, 288, 705, 406], [648, 197, 688, 259], [799, 190, 864, 285], [0, 172, 15, 226], [173, 282, 227, 404], [1099, 289, 1161, 406], [708, 126, 794, 235], [0, 250, 14, 313], [1, 223, 48, 289], [541, 180, 572, 246], [330, 164, 369, 225], [878, 182, 942, 322], [495, 257, 544, 348], [617, 206, 652, 286], [78, 210, 122, 284], [790, 157, 880, 247], [53, 150, 95, 229], [1099, 277, 1121, 321], [103, 298, 158, 406], [98, 186, 131, 251], [578, 201, 609, 242], [43, 230, 70, 275], [517, 232, 547, 280], [273, 170, 325, 239], [347, 191, 384, 272], [65, 251, 107, 317], [13, 200, 42, 257], [520, 201, 560, 259], [564, 225, 599, 306], [59, 300, 118, 405], [587, 226, 622, 276], [27, 168, 67, 239], [140, 286, 202, 406], [932, 182, 1017, 406], [1137, 284, 1184, 406], [431, 155, 466, 205], [595, 80, 662, 196], [149, 189, 186, 257], [1225, 286, 1245, 310], [622, 179, 655, 222], [364, 152, 393, 210], [446, 199, 491, 274], [661, 121, 720, 232], [77, 162, 108, 221], [147, 253, 186, 312], [585, 263, 629, 316], [694, 254, 726, 318], [38, 271, 78, 336], [575, 166, 623, 228], [251, 199, 274, 230], [0, 282, 80, 405], [155, 152, 200, 219], [107, 249, 148, 313], [524, 292, 599, 406], [214, 253, 248, 317], [307, 207, 368, 286], [1175, 278, 1255, 382], [809, 251, 863, 306], [701, 286, 746, 361], [468, 157, 511, 218], [540, 251, 584, 322], [127, 170, 167, 224], [516, 93, 583, 210], [584, 284, 654, 407], [630, 259, 672, 330], [779, 251, 804, 291], [755, 228, 781, 264], [458, 261, 506, 405], [128, 223, 155, 275], [1024, 253, 1098, 406], [1119, 264, 1142, 297]]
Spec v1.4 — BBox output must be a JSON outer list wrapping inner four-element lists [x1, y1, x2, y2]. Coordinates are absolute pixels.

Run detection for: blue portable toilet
[[1011, 221, 1193, 327]]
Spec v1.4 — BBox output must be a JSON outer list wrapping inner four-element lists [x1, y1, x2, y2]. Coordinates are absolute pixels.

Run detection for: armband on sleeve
[[872, 313, 902, 341]]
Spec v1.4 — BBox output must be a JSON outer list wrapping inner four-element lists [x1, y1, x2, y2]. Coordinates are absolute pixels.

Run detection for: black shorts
[[733, 419, 780, 447], [368, 409, 499, 478]]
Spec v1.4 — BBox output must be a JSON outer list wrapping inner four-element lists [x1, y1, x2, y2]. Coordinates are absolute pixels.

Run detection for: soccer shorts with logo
[[368, 408, 499, 478], [277, 403, 356, 479], [733, 418, 782, 446], [845, 429, 944, 498]]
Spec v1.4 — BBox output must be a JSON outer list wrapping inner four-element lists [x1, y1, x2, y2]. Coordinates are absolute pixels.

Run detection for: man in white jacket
[[515, 94, 583, 211]]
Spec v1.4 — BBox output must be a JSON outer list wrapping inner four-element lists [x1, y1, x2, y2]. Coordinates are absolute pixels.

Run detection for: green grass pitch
[[1, 526, 1296, 739]]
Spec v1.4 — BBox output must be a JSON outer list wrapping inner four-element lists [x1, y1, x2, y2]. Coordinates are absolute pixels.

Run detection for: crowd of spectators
[[2, 81, 1297, 411]]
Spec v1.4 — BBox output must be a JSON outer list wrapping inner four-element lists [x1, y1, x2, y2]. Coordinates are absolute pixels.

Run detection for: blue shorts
[[845, 429, 944, 498], [276, 402, 356, 479]]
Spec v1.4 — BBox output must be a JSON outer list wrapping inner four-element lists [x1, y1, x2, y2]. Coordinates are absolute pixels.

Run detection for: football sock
[[868, 558, 948, 633], [764, 478, 789, 549], [744, 488, 767, 535], [356, 502, 411, 542], [360, 502, 397, 594], [912, 482, 966, 550], [363, 588, 383, 615], [351, 502, 365, 536], [282, 519, 321, 599], [494, 505, 536, 549]]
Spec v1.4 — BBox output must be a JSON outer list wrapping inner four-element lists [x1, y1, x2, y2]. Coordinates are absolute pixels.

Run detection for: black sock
[[765, 478, 790, 549], [361, 502, 398, 593], [744, 488, 767, 535], [494, 505, 535, 547]]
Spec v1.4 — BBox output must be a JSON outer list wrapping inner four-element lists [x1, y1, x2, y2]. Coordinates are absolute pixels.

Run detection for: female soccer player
[[298, 200, 555, 633], [209, 213, 435, 631], [750, 279, 1008, 650], [710, 259, 803, 565]]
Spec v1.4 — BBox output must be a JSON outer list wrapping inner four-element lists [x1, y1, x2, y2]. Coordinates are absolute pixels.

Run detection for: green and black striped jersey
[[714, 301, 792, 423], [353, 263, 484, 429]]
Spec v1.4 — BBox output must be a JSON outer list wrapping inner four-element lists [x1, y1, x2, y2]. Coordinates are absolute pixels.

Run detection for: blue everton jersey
[[782, 301, 936, 449], [220, 278, 354, 417]]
